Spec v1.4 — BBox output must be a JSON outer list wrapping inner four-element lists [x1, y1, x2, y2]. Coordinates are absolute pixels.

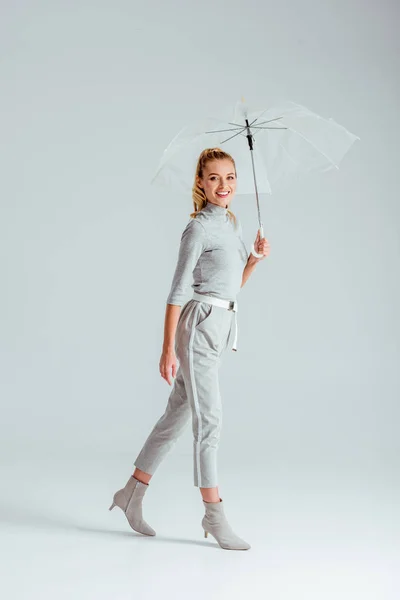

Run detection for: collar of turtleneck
[[201, 201, 228, 216]]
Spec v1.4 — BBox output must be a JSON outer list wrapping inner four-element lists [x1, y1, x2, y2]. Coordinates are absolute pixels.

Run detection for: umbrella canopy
[[152, 99, 359, 197], [152, 99, 359, 257]]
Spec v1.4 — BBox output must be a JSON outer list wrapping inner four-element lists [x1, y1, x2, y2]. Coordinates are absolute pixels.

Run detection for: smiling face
[[197, 159, 237, 208]]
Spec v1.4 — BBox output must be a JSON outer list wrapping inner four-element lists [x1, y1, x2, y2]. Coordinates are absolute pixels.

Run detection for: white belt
[[192, 292, 238, 351]]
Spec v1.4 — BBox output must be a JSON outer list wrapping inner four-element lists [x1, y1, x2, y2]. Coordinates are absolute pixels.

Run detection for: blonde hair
[[190, 148, 237, 226]]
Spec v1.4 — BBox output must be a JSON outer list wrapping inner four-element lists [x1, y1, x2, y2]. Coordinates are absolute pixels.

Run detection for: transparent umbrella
[[152, 99, 359, 257]]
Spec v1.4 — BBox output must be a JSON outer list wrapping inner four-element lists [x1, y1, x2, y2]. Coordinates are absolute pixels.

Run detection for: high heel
[[201, 498, 250, 550], [109, 476, 156, 536]]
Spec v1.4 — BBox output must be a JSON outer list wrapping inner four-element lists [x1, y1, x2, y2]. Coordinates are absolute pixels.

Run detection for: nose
[[217, 179, 229, 189]]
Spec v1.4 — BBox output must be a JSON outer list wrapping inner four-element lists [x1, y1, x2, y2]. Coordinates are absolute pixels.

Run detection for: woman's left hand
[[251, 230, 270, 263]]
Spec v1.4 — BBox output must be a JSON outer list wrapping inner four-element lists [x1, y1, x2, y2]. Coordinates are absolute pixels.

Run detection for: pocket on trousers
[[194, 303, 214, 329]]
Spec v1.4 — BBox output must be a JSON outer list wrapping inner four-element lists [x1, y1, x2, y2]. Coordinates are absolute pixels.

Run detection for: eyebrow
[[208, 172, 235, 176]]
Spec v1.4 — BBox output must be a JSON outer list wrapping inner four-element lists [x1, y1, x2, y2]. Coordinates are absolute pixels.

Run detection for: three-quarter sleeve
[[166, 218, 208, 306]]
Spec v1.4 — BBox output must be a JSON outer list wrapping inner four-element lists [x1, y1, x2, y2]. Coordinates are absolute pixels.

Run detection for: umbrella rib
[[251, 117, 285, 128], [251, 125, 288, 130], [248, 109, 271, 126], [205, 126, 246, 134], [219, 129, 249, 144]]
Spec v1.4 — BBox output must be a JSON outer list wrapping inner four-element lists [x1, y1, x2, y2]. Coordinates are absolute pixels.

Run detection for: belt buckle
[[228, 301, 235, 311]]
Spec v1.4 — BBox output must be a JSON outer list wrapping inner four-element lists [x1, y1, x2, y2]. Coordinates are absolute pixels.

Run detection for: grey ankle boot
[[202, 498, 251, 550], [109, 476, 156, 536]]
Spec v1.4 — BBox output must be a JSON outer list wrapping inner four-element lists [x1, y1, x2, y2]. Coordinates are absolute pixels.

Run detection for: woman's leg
[[177, 319, 224, 491], [134, 301, 228, 498], [133, 365, 191, 477], [133, 468, 152, 485], [134, 350, 222, 501], [200, 486, 220, 502], [187, 351, 223, 490]]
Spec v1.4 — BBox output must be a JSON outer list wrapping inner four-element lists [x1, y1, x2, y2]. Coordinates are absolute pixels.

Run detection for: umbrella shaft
[[249, 147, 263, 231], [245, 118, 263, 233], [245, 118, 254, 151]]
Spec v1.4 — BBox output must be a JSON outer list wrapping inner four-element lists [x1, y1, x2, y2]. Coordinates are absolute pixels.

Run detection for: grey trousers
[[134, 299, 234, 488]]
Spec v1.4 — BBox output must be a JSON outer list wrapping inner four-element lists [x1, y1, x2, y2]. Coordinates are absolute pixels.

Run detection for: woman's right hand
[[159, 348, 178, 386]]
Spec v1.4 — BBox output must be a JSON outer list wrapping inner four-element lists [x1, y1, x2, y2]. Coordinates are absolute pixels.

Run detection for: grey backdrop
[[0, 1, 398, 596]]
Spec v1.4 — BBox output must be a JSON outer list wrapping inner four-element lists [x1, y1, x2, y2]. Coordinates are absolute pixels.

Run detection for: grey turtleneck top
[[166, 201, 249, 306]]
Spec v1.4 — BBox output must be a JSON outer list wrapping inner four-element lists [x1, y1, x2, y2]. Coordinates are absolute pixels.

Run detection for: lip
[[216, 191, 230, 196]]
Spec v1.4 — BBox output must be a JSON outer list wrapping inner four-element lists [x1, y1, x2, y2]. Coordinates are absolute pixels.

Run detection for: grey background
[[0, 1, 398, 597]]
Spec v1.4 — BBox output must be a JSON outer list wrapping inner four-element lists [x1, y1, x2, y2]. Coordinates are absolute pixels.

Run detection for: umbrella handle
[[250, 226, 265, 259]]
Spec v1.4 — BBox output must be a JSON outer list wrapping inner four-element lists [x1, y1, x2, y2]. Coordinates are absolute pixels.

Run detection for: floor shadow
[[0, 504, 216, 549]]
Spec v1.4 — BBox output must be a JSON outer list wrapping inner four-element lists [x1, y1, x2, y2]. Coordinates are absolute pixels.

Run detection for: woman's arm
[[162, 304, 181, 353], [159, 304, 181, 386], [241, 230, 270, 287], [160, 219, 208, 385], [241, 255, 258, 288]]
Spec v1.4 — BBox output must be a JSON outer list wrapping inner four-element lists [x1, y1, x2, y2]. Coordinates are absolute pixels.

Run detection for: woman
[[109, 148, 270, 550]]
